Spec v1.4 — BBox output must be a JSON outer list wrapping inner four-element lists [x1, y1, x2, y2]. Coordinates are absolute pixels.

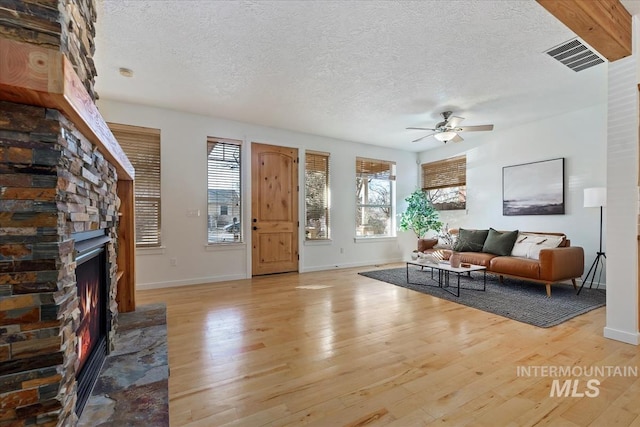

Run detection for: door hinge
[[297, 221, 300, 227], [297, 157, 299, 163], [297, 254, 300, 260], [297, 185, 299, 192]]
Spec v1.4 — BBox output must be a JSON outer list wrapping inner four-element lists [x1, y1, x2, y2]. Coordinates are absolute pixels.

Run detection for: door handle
[[253, 226, 258, 231]]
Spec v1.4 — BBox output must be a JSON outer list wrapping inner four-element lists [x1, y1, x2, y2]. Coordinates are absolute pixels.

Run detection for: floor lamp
[[577, 187, 606, 295]]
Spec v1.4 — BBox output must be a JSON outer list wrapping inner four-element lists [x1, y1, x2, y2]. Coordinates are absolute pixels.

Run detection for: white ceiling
[[94, 1, 635, 152]]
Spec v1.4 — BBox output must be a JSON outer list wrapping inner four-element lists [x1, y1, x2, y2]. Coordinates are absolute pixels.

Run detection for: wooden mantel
[[0, 38, 134, 180], [1, 37, 137, 313]]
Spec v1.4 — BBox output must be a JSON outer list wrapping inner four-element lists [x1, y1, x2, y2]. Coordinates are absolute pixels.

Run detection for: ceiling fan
[[407, 111, 494, 143]]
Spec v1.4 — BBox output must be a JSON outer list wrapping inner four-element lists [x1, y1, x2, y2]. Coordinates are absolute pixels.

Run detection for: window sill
[[204, 242, 246, 252], [136, 246, 166, 255], [304, 239, 332, 246], [354, 236, 397, 243]]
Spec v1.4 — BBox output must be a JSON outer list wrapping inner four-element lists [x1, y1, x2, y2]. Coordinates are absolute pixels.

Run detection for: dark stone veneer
[[0, 100, 119, 426]]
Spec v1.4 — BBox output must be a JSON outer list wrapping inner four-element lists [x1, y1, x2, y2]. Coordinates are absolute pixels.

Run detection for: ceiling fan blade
[[412, 133, 435, 143], [458, 124, 494, 132], [406, 127, 436, 131], [446, 116, 465, 128], [451, 134, 464, 143]]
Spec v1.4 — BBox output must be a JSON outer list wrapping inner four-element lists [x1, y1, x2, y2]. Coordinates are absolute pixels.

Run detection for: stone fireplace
[[0, 101, 120, 425], [0, 1, 135, 425]]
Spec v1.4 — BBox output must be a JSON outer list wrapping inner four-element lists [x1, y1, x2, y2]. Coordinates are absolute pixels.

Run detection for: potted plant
[[398, 190, 442, 243]]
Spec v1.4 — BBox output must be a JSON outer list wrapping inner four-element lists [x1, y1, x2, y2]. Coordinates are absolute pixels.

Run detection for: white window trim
[[354, 237, 397, 243]]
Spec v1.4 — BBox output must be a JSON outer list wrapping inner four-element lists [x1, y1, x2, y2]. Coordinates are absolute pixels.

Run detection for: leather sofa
[[418, 230, 584, 297]]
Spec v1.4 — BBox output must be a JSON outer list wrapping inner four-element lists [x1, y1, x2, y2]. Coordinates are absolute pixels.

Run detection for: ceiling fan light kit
[[434, 131, 456, 142], [408, 111, 494, 144]]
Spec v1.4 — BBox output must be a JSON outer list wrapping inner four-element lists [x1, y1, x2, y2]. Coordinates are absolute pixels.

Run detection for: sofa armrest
[[418, 238, 438, 252], [539, 246, 584, 281]]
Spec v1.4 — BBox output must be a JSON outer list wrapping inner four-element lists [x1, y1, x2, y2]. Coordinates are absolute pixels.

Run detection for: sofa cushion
[[458, 252, 497, 267], [453, 228, 489, 252], [511, 233, 565, 260], [490, 256, 541, 279], [482, 228, 519, 256]]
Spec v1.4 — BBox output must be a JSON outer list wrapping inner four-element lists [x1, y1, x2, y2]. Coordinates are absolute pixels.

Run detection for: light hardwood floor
[[136, 264, 640, 426]]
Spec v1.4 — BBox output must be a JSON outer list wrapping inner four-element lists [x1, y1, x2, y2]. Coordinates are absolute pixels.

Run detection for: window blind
[[207, 138, 242, 243], [356, 157, 396, 180], [305, 151, 330, 240], [109, 123, 161, 247], [422, 155, 466, 190]]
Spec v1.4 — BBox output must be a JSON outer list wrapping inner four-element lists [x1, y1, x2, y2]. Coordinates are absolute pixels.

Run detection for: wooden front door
[[251, 143, 299, 275]]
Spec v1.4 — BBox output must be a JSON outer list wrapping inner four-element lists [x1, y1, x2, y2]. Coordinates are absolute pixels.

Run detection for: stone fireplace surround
[[0, 101, 120, 426], [0, 1, 136, 424]]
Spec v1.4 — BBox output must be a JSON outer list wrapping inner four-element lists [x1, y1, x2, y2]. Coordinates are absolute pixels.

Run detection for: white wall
[[98, 100, 419, 289], [419, 104, 608, 282], [603, 24, 640, 345]]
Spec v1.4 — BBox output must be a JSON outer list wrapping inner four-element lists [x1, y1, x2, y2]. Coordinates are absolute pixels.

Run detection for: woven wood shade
[[306, 150, 329, 173], [422, 155, 466, 190], [305, 151, 330, 239], [356, 157, 396, 180], [109, 123, 161, 247]]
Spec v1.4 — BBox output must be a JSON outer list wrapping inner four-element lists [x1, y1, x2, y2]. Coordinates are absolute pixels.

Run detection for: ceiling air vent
[[545, 38, 605, 72]]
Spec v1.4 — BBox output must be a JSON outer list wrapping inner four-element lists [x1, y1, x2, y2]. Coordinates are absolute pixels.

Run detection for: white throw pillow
[[510, 233, 538, 257], [526, 235, 565, 260], [510, 233, 564, 260]]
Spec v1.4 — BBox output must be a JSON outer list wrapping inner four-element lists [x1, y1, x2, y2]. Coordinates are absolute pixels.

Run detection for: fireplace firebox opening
[[74, 229, 112, 416]]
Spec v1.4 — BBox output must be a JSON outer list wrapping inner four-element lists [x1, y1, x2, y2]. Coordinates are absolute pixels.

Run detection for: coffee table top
[[407, 259, 486, 273]]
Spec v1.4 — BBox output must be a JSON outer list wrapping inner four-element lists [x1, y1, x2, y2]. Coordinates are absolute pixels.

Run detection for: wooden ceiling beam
[[537, 0, 632, 62]]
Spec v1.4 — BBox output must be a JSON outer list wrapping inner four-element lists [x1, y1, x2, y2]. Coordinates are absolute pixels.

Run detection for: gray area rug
[[359, 267, 605, 328], [78, 303, 169, 426]]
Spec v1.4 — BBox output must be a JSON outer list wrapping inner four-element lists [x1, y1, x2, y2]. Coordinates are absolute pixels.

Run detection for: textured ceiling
[[94, 0, 619, 152]]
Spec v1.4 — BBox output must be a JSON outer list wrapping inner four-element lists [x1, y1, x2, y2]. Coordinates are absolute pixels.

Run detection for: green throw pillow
[[482, 228, 519, 256], [453, 228, 489, 252]]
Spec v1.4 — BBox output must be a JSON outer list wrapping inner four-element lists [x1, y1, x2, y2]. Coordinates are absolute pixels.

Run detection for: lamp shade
[[584, 187, 606, 208]]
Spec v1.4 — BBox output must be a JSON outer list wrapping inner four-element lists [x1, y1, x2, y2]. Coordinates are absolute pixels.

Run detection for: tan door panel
[[251, 143, 298, 275]]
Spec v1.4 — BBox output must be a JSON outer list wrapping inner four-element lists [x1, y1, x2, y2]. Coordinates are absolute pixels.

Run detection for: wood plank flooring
[[136, 264, 640, 426]]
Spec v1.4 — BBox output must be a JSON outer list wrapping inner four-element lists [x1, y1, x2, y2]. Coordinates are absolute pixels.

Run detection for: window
[[421, 155, 466, 210], [356, 157, 395, 237], [109, 123, 161, 247], [207, 138, 241, 243], [305, 151, 330, 240]]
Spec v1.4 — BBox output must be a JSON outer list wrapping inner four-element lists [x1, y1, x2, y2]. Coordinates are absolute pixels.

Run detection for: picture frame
[[502, 158, 564, 216]]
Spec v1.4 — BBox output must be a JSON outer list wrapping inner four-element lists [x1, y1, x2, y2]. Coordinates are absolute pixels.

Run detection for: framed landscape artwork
[[503, 158, 564, 216]]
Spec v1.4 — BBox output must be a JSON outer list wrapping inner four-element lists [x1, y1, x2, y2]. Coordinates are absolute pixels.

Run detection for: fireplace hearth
[[74, 230, 112, 416]]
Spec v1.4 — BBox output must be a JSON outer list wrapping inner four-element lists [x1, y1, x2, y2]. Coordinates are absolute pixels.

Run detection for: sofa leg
[[571, 278, 577, 290], [499, 275, 504, 283], [545, 284, 551, 298]]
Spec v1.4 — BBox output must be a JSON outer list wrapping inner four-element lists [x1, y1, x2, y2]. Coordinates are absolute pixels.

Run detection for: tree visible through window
[[305, 151, 330, 240], [422, 155, 466, 211], [356, 158, 395, 237], [109, 123, 161, 247], [207, 138, 242, 243]]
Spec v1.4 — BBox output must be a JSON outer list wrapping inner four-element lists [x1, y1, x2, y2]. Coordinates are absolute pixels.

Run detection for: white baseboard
[[300, 258, 402, 273], [137, 260, 403, 289], [576, 278, 606, 289], [136, 273, 248, 290], [603, 327, 640, 345]]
